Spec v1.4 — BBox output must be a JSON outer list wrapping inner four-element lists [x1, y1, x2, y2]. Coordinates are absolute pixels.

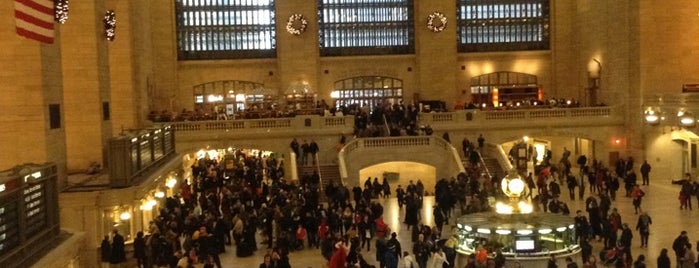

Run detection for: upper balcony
[[165, 106, 624, 147], [419, 106, 624, 131]]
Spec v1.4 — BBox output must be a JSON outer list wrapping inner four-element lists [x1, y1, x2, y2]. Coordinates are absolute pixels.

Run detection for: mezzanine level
[[166, 106, 625, 155]]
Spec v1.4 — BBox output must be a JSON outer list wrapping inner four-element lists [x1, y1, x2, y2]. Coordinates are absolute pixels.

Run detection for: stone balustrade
[[419, 106, 615, 124]]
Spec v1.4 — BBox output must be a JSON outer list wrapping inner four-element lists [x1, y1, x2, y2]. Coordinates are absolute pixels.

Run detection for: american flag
[[14, 0, 55, 44]]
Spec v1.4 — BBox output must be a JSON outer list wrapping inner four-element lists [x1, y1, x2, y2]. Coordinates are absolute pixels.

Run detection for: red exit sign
[[683, 84, 699, 93]]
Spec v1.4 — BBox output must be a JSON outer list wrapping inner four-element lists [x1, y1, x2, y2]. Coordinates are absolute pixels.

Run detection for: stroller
[[599, 245, 624, 265]]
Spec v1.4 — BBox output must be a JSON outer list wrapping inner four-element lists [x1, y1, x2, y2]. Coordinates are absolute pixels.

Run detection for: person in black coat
[[110, 229, 126, 265], [133, 231, 147, 268], [656, 248, 671, 268], [100, 235, 111, 267], [197, 226, 222, 267]]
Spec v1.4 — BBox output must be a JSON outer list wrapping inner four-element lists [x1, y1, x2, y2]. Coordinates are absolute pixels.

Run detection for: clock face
[[55, 0, 69, 24]]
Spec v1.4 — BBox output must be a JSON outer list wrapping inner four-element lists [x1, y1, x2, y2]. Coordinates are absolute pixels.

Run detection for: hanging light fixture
[[643, 107, 661, 125], [678, 110, 696, 127]]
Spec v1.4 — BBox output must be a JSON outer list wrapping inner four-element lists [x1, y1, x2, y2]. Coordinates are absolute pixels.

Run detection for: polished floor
[[212, 181, 697, 268]]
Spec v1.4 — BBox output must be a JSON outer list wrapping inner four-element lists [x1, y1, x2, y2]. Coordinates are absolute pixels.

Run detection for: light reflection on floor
[[213, 182, 699, 267]]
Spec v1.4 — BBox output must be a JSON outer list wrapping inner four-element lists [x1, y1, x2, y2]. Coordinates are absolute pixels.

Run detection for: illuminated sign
[[0, 184, 5, 193]]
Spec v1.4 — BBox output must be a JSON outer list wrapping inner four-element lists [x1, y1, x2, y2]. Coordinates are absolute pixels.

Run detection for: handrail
[[475, 150, 492, 179], [382, 114, 391, 137], [289, 151, 298, 182], [314, 153, 323, 191], [485, 143, 514, 174]]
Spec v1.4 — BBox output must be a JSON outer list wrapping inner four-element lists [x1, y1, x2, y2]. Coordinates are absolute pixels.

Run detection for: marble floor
[[213, 181, 698, 268]]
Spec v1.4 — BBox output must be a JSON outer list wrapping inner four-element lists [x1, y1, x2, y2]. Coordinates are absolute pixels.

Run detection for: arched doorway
[[470, 72, 540, 107], [192, 80, 277, 118], [331, 76, 403, 110], [358, 161, 436, 195]]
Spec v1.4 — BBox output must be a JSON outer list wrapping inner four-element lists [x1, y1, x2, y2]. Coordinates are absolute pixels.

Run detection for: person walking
[[430, 247, 449, 268], [403, 251, 419, 268], [110, 229, 126, 267], [477, 134, 485, 151], [133, 231, 147, 268], [640, 160, 651, 185], [631, 184, 645, 214], [657, 248, 671, 268], [100, 235, 111, 268], [680, 244, 695, 268], [672, 231, 691, 268], [635, 212, 652, 248]]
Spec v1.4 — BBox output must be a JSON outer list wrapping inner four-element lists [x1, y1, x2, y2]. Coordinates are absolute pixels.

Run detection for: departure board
[[0, 200, 19, 256], [163, 129, 173, 154], [23, 183, 46, 235], [139, 139, 152, 167], [153, 134, 163, 160]]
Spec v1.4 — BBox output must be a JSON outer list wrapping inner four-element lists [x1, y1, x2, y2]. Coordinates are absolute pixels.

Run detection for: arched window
[[175, 0, 276, 60], [318, 0, 414, 56], [470, 72, 539, 106], [456, 0, 550, 52], [193, 80, 275, 114], [332, 76, 403, 110]]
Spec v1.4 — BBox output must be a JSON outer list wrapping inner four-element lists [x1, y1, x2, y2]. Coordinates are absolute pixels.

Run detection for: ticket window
[[102, 207, 133, 242]]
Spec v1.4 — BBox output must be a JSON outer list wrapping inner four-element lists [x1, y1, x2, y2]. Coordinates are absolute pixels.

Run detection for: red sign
[[0, 178, 20, 195], [683, 84, 699, 93]]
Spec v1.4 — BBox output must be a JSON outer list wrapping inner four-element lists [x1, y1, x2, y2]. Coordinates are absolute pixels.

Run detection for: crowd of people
[[101, 130, 699, 268]]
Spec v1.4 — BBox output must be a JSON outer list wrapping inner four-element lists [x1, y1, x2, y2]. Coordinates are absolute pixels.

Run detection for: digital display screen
[[515, 239, 535, 251]]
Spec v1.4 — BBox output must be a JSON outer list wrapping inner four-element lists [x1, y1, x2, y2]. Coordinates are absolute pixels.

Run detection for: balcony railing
[[169, 116, 352, 132], [419, 106, 620, 126], [167, 106, 622, 138]]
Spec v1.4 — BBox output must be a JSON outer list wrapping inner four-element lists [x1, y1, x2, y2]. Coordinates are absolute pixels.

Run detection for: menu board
[[23, 183, 46, 235], [0, 199, 19, 256]]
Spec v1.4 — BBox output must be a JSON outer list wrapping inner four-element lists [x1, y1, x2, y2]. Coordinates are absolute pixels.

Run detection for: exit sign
[[683, 84, 699, 93]]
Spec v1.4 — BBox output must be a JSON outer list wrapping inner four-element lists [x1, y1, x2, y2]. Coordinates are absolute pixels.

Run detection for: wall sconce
[[587, 59, 602, 81], [119, 211, 131, 221], [678, 110, 696, 127], [644, 107, 661, 125]]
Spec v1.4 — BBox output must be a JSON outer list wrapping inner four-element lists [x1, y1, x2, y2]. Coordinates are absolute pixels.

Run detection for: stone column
[[60, 0, 113, 172], [415, 1, 458, 104]]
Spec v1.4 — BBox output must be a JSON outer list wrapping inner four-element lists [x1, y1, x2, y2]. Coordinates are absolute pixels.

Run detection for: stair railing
[[475, 150, 492, 179], [314, 152, 323, 191], [289, 150, 299, 181]]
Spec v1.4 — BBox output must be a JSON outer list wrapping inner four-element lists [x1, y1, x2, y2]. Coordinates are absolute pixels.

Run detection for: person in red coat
[[329, 238, 351, 268], [295, 224, 307, 250]]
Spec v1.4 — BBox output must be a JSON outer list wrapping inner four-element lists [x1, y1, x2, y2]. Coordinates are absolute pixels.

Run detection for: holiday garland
[[54, 0, 69, 24], [104, 10, 116, 41], [286, 14, 308, 35], [427, 12, 447, 33]]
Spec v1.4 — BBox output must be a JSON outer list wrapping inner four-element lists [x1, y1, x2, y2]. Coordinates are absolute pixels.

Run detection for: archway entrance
[[359, 161, 436, 195]]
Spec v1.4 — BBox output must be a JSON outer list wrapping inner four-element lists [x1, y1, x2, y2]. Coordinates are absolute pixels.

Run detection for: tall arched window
[[456, 0, 550, 52], [318, 0, 414, 56], [332, 76, 403, 109], [175, 0, 276, 60], [470, 72, 539, 106]]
